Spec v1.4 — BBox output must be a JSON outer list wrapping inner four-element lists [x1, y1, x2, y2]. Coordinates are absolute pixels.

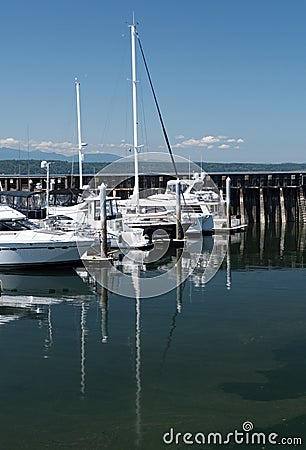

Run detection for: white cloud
[[173, 134, 245, 151], [0, 136, 77, 155], [0, 133, 246, 157], [0, 135, 129, 156], [201, 135, 220, 144], [174, 138, 203, 148], [119, 142, 132, 148], [0, 137, 20, 147], [174, 136, 220, 148], [226, 137, 244, 144], [34, 140, 74, 152]]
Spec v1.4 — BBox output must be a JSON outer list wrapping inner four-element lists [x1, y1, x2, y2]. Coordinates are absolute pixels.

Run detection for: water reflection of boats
[[0, 232, 231, 447], [0, 305, 46, 325], [78, 232, 230, 297], [83, 222, 306, 293], [0, 268, 96, 397], [0, 268, 93, 299], [0, 268, 94, 323]]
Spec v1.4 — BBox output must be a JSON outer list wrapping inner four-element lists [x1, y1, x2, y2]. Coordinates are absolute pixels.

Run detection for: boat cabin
[[49, 188, 82, 207], [85, 196, 120, 223], [0, 191, 47, 219]]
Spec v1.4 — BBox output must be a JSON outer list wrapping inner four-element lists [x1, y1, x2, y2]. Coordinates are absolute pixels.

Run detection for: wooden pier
[[209, 171, 306, 224], [1, 170, 306, 224]]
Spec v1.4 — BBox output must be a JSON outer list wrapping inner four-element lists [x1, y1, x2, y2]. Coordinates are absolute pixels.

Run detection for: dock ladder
[[297, 187, 306, 223]]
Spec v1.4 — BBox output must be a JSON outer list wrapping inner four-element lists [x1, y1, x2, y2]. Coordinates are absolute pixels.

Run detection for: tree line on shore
[[1, 159, 306, 176]]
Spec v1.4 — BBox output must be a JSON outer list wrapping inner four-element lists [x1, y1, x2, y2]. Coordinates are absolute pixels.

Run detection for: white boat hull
[[0, 232, 92, 268], [184, 214, 214, 235]]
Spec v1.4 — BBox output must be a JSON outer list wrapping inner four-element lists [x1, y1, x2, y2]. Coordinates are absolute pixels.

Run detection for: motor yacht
[[0, 204, 93, 268]]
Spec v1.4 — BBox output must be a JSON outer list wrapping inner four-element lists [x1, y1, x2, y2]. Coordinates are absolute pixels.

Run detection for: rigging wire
[[137, 60, 149, 153], [136, 31, 190, 219], [136, 33, 179, 179]]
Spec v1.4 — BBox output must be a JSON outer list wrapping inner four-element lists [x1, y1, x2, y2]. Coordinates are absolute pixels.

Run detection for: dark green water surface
[[0, 224, 306, 449]]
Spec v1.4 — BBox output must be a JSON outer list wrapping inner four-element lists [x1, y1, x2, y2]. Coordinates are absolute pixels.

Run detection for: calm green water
[[0, 224, 306, 449]]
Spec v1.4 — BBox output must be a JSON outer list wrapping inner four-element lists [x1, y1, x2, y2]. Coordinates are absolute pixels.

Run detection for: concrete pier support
[[239, 188, 246, 224], [275, 193, 280, 222], [260, 221, 265, 260], [226, 177, 231, 229], [259, 188, 265, 223], [279, 188, 286, 224], [250, 190, 258, 224], [297, 188, 306, 223], [280, 222, 285, 257]]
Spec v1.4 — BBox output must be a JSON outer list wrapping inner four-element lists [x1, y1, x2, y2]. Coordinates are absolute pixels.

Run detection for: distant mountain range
[[0, 147, 120, 163]]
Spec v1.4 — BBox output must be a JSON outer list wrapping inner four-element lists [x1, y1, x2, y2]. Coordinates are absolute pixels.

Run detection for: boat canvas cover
[[0, 204, 26, 221]]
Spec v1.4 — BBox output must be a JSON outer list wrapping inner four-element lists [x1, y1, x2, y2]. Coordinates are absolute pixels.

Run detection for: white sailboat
[[47, 80, 152, 251], [118, 21, 213, 236]]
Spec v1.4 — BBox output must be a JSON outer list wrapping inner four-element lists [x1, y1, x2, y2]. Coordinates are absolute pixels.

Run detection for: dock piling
[[99, 183, 108, 257], [176, 180, 183, 240], [226, 177, 231, 229]]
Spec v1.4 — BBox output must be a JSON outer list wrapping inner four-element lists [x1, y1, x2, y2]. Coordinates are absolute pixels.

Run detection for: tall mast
[[131, 20, 140, 212], [75, 79, 83, 189]]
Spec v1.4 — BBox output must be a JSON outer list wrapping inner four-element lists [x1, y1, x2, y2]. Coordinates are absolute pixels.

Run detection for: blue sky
[[0, 0, 305, 163]]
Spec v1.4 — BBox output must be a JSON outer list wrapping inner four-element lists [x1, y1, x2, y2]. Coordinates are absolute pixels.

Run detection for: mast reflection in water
[[0, 224, 306, 449]]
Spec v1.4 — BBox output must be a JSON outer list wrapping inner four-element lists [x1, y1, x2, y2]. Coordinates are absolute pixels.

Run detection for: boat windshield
[[126, 205, 167, 214], [189, 181, 204, 193], [93, 199, 119, 221], [166, 182, 189, 194], [0, 219, 39, 231]]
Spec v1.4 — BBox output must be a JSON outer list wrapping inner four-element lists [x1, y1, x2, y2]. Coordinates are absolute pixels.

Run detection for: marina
[[0, 3, 306, 449], [1, 169, 306, 224]]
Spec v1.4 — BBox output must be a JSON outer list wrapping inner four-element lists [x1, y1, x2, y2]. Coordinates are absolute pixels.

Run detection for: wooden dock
[[1, 170, 306, 224]]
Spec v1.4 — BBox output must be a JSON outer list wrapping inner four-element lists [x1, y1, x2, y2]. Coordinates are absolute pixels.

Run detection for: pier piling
[[176, 180, 183, 240], [99, 183, 108, 257], [226, 177, 231, 229]]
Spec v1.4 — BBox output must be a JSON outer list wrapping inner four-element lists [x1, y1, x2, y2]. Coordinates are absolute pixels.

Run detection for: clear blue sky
[[0, 0, 305, 163]]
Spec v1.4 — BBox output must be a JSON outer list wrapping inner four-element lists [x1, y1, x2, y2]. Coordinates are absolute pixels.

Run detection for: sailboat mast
[[75, 79, 83, 190], [131, 21, 140, 211]]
